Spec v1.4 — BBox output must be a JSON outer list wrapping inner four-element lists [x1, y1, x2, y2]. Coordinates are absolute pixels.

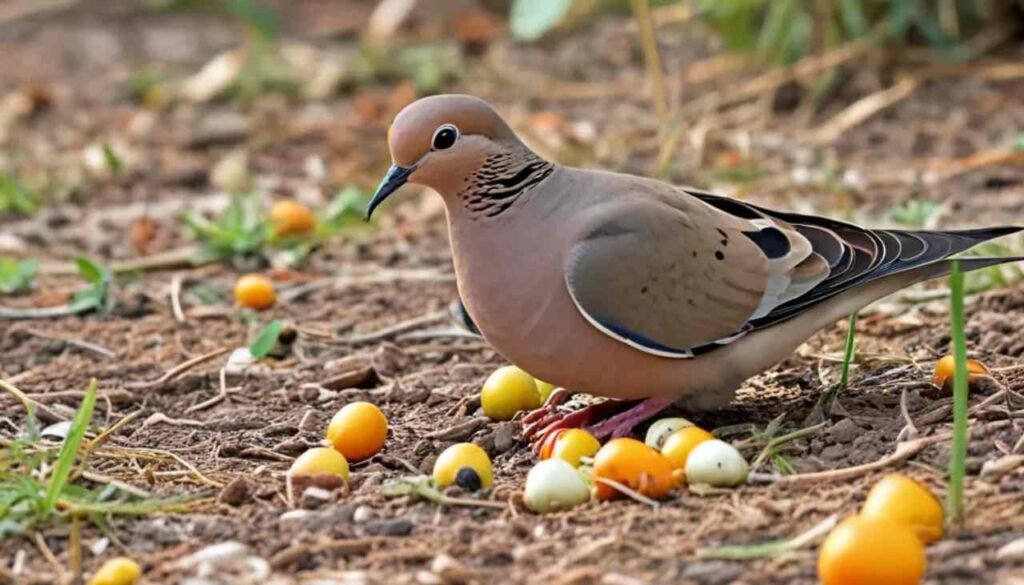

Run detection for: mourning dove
[[368, 94, 1023, 439]]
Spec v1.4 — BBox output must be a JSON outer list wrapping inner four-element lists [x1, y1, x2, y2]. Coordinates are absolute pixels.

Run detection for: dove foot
[[585, 397, 675, 441], [523, 395, 675, 450]]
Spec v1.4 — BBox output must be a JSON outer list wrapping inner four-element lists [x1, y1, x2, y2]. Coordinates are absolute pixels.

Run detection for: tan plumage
[[368, 94, 1022, 431]]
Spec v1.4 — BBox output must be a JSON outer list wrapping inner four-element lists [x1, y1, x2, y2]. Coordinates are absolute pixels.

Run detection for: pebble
[[218, 477, 253, 507], [353, 506, 375, 523], [363, 518, 414, 537]]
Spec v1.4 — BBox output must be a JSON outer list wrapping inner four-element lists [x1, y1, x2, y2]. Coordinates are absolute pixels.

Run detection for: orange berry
[[861, 473, 943, 543], [660, 426, 714, 470], [327, 402, 388, 462], [234, 274, 276, 310], [932, 355, 989, 390], [269, 200, 316, 237], [593, 438, 675, 501], [818, 515, 925, 585], [538, 429, 567, 461]]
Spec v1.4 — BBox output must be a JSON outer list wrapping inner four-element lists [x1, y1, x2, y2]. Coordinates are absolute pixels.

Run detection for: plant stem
[[631, 0, 668, 123], [947, 259, 969, 527], [839, 312, 858, 387]]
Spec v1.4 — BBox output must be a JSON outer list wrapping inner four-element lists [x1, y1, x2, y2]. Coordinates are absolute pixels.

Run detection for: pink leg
[[585, 397, 675, 440]]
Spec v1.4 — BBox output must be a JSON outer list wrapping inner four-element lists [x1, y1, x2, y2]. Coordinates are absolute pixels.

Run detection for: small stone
[[997, 537, 1024, 561], [827, 418, 862, 444], [430, 554, 469, 584], [300, 486, 334, 510], [219, 477, 253, 507], [492, 422, 517, 454], [363, 518, 414, 537], [353, 505, 375, 523]]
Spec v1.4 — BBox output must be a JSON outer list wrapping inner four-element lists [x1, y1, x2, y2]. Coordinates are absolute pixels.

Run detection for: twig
[[280, 268, 455, 302], [38, 246, 200, 276], [591, 477, 660, 508], [126, 347, 231, 389], [898, 388, 920, 441], [750, 422, 826, 472], [21, 328, 115, 358], [170, 274, 187, 323], [81, 470, 152, 498], [0, 0, 77, 25], [383, 478, 507, 510], [33, 533, 65, 582], [338, 311, 447, 345], [0, 378, 67, 423], [141, 412, 208, 429], [752, 422, 1012, 486], [812, 77, 921, 143], [186, 369, 233, 413], [632, 0, 667, 122], [696, 514, 838, 559], [0, 303, 92, 320]]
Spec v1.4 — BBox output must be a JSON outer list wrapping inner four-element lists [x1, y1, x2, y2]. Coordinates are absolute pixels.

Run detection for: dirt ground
[[3, 2, 1024, 584]]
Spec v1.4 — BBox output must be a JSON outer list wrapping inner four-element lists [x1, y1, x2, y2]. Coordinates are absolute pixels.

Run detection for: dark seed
[[455, 467, 483, 492]]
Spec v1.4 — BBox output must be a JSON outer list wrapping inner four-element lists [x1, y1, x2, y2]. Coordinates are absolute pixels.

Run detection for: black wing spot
[[640, 286, 649, 294], [715, 251, 725, 261], [743, 227, 790, 259]]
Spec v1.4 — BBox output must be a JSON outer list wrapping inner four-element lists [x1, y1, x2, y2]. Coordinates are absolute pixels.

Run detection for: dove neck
[[454, 145, 554, 220]]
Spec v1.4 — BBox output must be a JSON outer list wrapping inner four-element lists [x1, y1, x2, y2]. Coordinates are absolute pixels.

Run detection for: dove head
[[367, 94, 524, 219]]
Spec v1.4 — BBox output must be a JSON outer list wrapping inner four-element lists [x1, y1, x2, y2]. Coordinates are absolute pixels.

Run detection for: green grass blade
[[947, 259, 969, 526], [42, 379, 97, 514], [839, 312, 858, 387]]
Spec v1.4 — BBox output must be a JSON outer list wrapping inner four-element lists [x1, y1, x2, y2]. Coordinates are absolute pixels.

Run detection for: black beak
[[366, 164, 415, 220]]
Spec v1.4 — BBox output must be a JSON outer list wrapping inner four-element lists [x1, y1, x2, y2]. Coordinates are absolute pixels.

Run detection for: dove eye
[[431, 124, 459, 150]]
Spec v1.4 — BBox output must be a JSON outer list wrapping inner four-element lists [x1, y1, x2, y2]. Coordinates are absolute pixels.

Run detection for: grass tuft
[[947, 259, 969, 527]]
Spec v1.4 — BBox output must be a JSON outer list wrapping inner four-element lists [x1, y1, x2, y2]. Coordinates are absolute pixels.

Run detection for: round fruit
[[661, 426, 714, 470], [288, 447, 350, 483], [234, 274, 276, 310], [818, 515, 926, 585], [326, 402, 388, 462], [551, 429, 601, 467], [524, 458, 591, 513], [932, 355, 989, 390], [433, 443, 493, 490], [536, 380, 557, 404], [644, 417, 695, 449], [592, 438, 675, 501], [861, 473, 943, 543], [269, 199, 316, 237], [538, 429, 567, 461], [480, 365, 541, 421], [683, 439, 748, 487], [88, 557, 142, 585]]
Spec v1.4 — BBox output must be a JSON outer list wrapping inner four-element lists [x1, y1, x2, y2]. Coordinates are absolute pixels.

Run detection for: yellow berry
[[433, 443, 492, 490], [234, 273, 276, 310], [327, 402, 388, 462], [551, 429, 601, 466], [861, 473, 944, 543], [818, 516, 925, 585], [480, 366, 540, 421], [88, 557, 142, 585], [269, 199, 316, 237], [536, 380, 557, 403], [288, 447, 350, 482], [660, 427, 714, 470]]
